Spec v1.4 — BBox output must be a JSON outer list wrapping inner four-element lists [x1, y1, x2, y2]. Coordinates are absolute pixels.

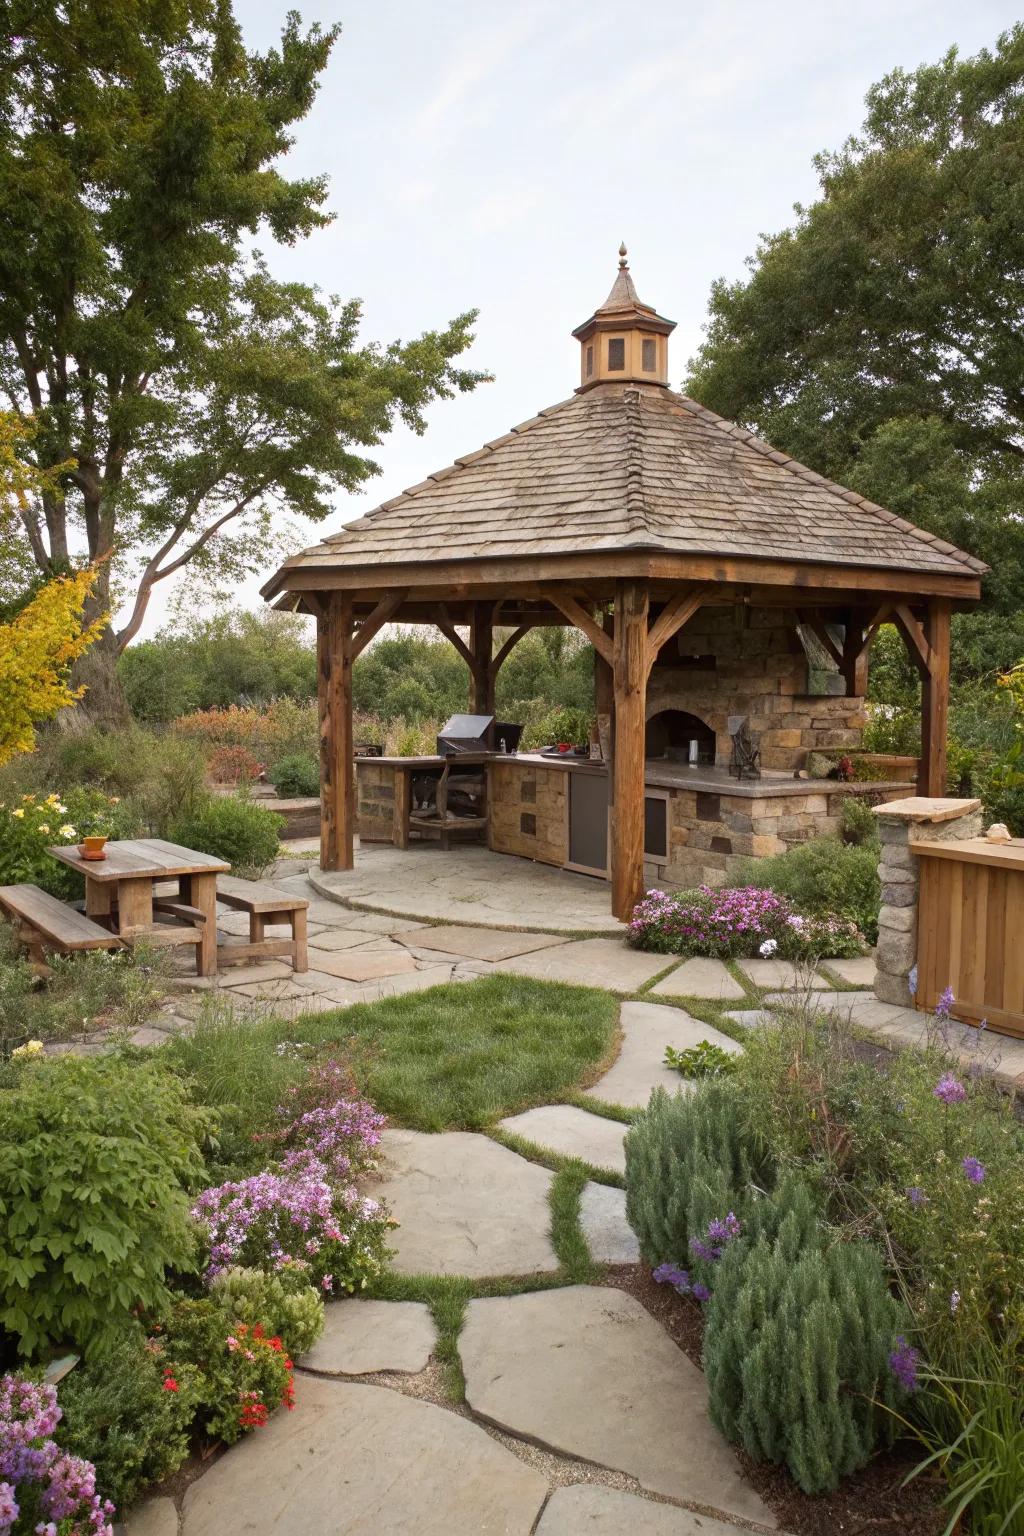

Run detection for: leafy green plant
[[0, 1055, 210, 1355], [209, 1266, 325, 1358], [730, 835, 881, 945], [55, 1327, 199, 1513], [162, 1298, 294, 1445], [664, 1040, 738, 1078], [520, 705, 594, 751], [704, 1209, 902, 1494], [624, 1082, 771, 1267], [267, 753, 320, 798], [0, 786, 143, 898], [169, 792, 283, 877], [839, 796, 879, 848]]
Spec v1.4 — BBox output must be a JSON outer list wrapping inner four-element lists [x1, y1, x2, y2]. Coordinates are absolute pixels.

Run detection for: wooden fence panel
[[911, 838, 1024, 1039]]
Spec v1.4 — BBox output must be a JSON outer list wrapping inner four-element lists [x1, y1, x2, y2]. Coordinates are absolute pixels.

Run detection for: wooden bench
[[215, 875, 308, 972], [0, 884, 123, 961]]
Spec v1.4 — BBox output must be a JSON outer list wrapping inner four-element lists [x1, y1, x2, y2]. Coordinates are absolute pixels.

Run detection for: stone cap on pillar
[[873, 796, 981, 823]]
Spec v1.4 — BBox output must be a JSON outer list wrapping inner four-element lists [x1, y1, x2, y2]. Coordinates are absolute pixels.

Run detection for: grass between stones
[[163, 974, 620, 1154], [488, 1126, 625, 1188]]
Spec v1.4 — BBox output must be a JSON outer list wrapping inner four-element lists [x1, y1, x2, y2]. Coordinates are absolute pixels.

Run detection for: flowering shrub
[[209, 1266, 324, 1358], [161, 1301, 294, 1447], [192, 1158, 392, 1294], [628, 885, 864, 960], [257, 1061, 386, 1182], [206, 744, 263, 785], [0, 1374, 114, 1535], [0, 789, 141, 899]]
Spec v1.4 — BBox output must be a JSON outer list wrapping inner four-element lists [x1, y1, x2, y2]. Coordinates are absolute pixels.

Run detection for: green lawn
[[162, 974, 619, 1166]]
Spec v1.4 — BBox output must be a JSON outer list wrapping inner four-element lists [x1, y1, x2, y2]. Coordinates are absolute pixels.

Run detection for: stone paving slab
[[302, 947, 418, 982], [499, 1105, 627, 1174], [820, 955, 876, 986], [394, 924, 569, 962], [536, 1485, 764, 1535], [589, 1002, 741, 1110], [307, 928, 383, 952], [376, 1129, 558, 1277], [723, 1008, 775, 1031], [311, 846, 624, 933], [460, 1287, 774, 1527], [492, 938, 669, 992], [649, 958, 747, 1001], [216, 960, 295, 989], [579, 1182, 640, 1263], [735, 958, 830, 990], [302, 1299, 435, 1375], [181, 1374, 547, 1536], [124, 1496, 178, 1536]]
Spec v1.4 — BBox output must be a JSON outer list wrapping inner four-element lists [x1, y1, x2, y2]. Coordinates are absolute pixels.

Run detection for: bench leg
[[292, 907, 308, 972], [249, 913, 266, 945], [182, 872, 218, 977]]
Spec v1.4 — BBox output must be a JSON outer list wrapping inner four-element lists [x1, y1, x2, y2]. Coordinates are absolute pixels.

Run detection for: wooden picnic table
[[48, 838, 229, 977]]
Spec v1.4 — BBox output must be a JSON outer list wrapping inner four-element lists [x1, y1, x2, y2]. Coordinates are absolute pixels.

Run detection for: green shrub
[[0, 944, 170, 1046], [209, 1266, 325, 1358], [839, 796, 879, 847], [170, 792, 283, 877], [0, 1055, 210, 1356], [55, 1328, 198, 1512], [704, 1209, 901, 1494], [624, 1082, 771, 1267], [731, 835, 881, 945], [268, 753, 320, 798], [162, 1296, 295, 1445], [520, 705, 594, 750]]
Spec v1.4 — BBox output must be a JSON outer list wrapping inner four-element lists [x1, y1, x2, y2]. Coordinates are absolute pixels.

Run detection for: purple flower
[[961, 1157, 986, 1184], [933, 1073, 966, 1106], [652, 1263, 691, 1293], [950, 1290, 961, 1315], [691, 1282, 712, 1302], [908, 964, 918, 997], [888, 1336, 921, 1393], [936, 985, 955, 1019], [906, 1186, 929, 1207]]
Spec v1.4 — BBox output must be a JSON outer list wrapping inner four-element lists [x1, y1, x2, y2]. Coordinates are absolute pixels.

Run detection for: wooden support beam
[[840, 610, 870, 697], [796, 609, 844, 671], [611, 580, 649, 922], [919, 599, 951, 797], [543, 590, 614, 666], [317, 596, 355, 872], [645, 587, 705, 674], [469, 601, 495, 714], [351, 590, 408, 660], [892, 603, 934, 678], [489, 624, 531, 685], [433, 603, 474, 668]]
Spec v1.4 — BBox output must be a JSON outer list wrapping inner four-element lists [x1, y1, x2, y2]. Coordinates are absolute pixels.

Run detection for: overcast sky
[[136, 0, 1020, 634]]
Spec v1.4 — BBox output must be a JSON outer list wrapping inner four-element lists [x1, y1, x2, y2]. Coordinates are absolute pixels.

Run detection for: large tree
[[0, 1, 484, 704], [687, 25, 1024, 664]]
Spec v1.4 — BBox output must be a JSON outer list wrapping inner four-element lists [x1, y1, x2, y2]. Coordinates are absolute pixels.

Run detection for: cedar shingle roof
[[267, 382, 987, 589]]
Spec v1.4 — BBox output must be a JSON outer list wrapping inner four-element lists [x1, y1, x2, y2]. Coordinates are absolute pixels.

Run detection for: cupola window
[[608, 338, 625, 370], [642, 338, 656, 372], [586, 345, 594, 378]]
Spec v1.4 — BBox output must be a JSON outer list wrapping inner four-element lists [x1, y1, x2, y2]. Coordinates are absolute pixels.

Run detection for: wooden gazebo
[[263, 248, 985, 920]]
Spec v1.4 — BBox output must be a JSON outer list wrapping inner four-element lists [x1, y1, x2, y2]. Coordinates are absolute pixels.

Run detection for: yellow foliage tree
[[0, 413, 107, 763]]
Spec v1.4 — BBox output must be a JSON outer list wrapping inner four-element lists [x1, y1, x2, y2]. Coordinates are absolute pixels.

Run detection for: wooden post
[[611, 580, 649, 922], [595, 612, 614, 770], [469, 601, 494, 714], [918, 598, 951, 797], [317, 595, 355, 871], [841, 610, 869, 698]]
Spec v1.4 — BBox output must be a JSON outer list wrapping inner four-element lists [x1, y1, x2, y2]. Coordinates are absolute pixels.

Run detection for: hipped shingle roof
[[267, 383, 987, 587]]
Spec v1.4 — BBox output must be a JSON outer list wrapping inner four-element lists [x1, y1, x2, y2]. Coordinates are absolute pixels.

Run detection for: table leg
[[393, 769, 410, 849], [85, 877, 113, 927], [116, 876, 153, 936], [181, 872, 218, 977]]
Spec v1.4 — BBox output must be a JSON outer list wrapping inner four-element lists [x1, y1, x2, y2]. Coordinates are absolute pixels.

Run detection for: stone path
[[460, 1287, 774, 1525], [375, 1129, 559, 1277], [537, 1486, 765, 1535], [303, 1299, 435, 1376], [499, 1104, 628, 1174]]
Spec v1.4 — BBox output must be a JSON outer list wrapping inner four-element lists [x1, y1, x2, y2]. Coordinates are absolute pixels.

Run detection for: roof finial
[[618, 241, 628, 270]]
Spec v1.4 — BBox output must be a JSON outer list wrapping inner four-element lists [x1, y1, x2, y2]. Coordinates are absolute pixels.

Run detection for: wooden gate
[[912, 837, 1024, 1039]]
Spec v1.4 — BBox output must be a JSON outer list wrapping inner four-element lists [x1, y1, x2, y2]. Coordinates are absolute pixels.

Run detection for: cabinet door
[[568, 772, 610, 875]]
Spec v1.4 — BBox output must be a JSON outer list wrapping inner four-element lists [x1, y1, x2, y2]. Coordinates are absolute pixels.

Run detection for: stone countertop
[[510, 753, 914, 801]]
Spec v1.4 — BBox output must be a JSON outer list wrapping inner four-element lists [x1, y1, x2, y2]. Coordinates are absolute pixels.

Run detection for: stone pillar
[[872, 797, 983, 1007]]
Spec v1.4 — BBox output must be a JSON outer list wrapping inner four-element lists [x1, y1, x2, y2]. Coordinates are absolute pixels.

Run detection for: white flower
[[59, 824, 76, 838], [37, 823, 50, 835], [11, 1039, 44, 1060], [759, 938, 778, 958], [55, 803, 67, 814]]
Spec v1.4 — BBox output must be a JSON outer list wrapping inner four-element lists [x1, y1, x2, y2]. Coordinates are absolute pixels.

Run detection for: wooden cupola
[[572, 243, 676, 391]]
